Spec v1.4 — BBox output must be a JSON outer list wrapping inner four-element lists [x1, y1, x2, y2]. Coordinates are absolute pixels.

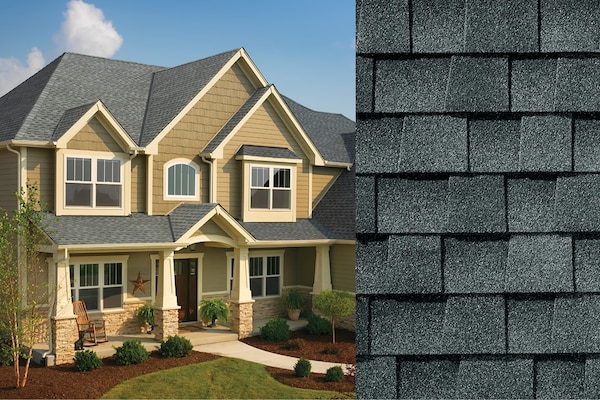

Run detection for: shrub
[[259, 317, 290, 342], [306, 313, 332, 336], [325, 365, 344, 382], [158, 335, 193, 358], [113, 339, 150, 366], [74, 349, 102, 372], [282, 338, 305, 350], [137, 303, 154, 328], [321, 346, 339, 355], [313, 290, 355, 343], [294, 357, 311, 377]]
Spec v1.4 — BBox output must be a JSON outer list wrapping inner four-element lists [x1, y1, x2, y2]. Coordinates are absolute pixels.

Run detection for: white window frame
[[63, 153, 125, 210], [69, 256, 128, 311], [227, 250, 284, 299], [250, 165, 292, 210], [164, 159, 200, 201]]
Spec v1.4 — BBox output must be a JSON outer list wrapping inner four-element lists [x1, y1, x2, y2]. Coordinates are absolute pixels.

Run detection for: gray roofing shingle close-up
[[357, 1, 600, 398]]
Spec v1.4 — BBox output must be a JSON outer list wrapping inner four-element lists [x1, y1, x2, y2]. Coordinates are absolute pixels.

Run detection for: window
[[65, 156, 121, 207], [165, 160, 199, 199], [250, 166, 291, 209], [249, 255, 281, 297], [70, 261, 124, 310]]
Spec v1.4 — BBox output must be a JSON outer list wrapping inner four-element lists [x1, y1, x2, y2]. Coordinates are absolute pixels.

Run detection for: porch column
[[51, 250, 77, 365], [230, 246, 254, 338], [312, 244, 332, 294], [154, 250, 179, 341]]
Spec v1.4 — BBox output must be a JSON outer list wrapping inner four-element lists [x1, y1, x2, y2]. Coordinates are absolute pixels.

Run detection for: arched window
[[165, 160, 198, 198]]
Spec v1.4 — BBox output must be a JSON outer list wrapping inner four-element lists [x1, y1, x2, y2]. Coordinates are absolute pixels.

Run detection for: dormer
[[53, 101, 139, 216]]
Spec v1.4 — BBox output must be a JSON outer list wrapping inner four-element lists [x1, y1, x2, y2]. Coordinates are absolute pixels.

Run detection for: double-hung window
[[65, 156, 121, 207], [70, 260, 125, 311], [228, 252, 283, 298], [250, 166, 291, 209]]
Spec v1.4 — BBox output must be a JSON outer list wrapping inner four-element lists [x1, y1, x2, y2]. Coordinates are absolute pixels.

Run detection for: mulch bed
[[0, 328, 355, 398]]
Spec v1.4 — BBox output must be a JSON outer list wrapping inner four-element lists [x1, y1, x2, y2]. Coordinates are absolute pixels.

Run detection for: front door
[[174, 259, 198, 322]]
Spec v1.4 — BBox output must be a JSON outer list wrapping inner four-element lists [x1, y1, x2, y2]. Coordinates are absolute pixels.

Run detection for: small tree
[[0, 183, 49, 388], [313, 290, 355, 344]]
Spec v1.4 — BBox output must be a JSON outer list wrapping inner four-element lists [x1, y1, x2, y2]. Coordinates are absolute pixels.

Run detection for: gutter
[[6, 144, 21, 195], [324, 160, 353, 170]]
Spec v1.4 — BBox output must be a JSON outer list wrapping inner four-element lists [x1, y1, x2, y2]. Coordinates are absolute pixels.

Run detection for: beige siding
[[26, 148, 55, 211], [330, 244, 356, 292], [197, 220, 228, 237], [294, 247, 316, 287], [219, 101, 311, 218], [0, 149, 18, 212], [67, 117, 122, 153], [202, 246, 228, 293], [153, 63, 255, 215], [130, 156, 146, 213], [312, 167, 341, 205]]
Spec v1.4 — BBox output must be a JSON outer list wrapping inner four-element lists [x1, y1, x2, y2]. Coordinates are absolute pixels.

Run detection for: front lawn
[[101, 357, 354, 399]]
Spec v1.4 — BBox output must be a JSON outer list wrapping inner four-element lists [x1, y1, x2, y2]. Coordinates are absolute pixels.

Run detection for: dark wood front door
[[174, 259, 198, 322]]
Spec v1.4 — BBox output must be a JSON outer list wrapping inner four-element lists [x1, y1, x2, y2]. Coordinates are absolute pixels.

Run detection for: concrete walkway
[[193, 340, 353, 374]]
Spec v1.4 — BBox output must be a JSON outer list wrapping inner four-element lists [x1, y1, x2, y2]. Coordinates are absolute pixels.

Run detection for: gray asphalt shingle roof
[[235, 145, 300, 160]]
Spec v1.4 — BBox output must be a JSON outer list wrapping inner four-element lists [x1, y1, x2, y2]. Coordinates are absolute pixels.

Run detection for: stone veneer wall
[[357, 1, 600, 398], [229, 301, 253, 338], [51, 317, 78, 365], [101, 300, 147, 335], [153, 308, 179, 342]]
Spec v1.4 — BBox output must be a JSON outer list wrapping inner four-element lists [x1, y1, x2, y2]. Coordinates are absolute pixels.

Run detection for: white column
[[312, 244, 332, 294], [231, 246, 252, 302], [156, 250, 178, 309], [53, 250, 75, 318]]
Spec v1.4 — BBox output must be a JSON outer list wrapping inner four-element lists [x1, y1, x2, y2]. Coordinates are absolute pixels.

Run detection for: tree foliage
[[313, 290, 355, 343], [0, 183, 49, 388]]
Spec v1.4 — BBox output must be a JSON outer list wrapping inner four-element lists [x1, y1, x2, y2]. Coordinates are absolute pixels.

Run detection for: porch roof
[[239, 219, 331, 241]]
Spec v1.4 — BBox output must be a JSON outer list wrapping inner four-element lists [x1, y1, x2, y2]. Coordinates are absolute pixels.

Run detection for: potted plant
[[199, 298, 230, 328], [137, 302, 154, 333], [283, 289, 304, 321]]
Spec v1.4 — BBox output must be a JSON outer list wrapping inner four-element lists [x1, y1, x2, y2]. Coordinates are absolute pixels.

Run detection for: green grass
[[100, 357, 353, 399]]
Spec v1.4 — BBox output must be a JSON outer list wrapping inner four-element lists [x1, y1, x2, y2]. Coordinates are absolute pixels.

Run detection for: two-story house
[[0, 48, 355, 365]]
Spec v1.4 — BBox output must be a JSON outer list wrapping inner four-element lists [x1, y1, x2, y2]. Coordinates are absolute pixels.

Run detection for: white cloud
[[0, 0, 123, 97], [54, 0, 123, 57], [0, 48, 45, 96]]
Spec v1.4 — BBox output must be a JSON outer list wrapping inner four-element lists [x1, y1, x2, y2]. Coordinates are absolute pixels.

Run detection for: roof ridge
[[153, 48, 242, 75]]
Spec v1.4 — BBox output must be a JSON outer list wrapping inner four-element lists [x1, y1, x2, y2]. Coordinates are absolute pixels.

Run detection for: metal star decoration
[[131, 272, 150, 294]]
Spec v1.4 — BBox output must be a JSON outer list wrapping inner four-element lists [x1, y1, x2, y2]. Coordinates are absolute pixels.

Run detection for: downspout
[[201, 155, 216, 203], [6, 144, 21, 197]]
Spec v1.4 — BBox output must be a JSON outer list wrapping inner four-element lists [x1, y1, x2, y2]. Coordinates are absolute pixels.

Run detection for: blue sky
[[0, 1, 355, 120]]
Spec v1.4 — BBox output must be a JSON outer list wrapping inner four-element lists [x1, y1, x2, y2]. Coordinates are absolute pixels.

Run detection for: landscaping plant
[[306, 313, 332, 335], [325, 366, 344, 382], [259, 316, 291, 342], [0, 184, 49, 388], [294, 357, 312, 377], [199, 298, 230, 327], [137, 302, 154, 333], [113, 339, 150, 365], [313, 290, 356, 343], [158, 335, 193, 358], [73, 349, 102, 372]]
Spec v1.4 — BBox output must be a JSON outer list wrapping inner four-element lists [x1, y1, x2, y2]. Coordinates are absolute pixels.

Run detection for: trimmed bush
[[74, 349, 102, 372], [321, 346, 339, 355], [325, 365, 344, 382], [158, 335, 193, 358], [113, 339, 150, 366], [259, 317, 291, 342], [294, 357, 312, 377], [306, 313, 332, 335], [282, 338, 305, 350]]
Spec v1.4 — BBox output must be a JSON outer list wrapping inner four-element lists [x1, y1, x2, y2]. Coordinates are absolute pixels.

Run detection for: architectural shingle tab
[[555, 58, 600, 112], [444, 238, 507, 294], [552, 296, 600, 353], [505, 235, 573, 292], [375, 58, 450, 113], [356, 357, 397, 400], [371, 299, 445, 355], [378, 178, 448, 233], [445, 56, 509, 112], [356, 0, 410, 53], [511, 59, 557, 112], [455, 358, 534, 399], [446, 175, 506, 233], [470, 119, 520, 172], [508, 178, 556, 232], [574, 239, 600, 292], [536, 359, 585, 399], [541, 0, 600, 52], [356, 56, 373, 113], [355, 176, 375, 233], [555, 175, 600, 232], [387, 235, 442, 294], [574, 119, 600, 171], [519, 116, 572, 172], [355, 118, 402, 174], [399, 115, 467, 172], [441, 296, 506, 354], [356, 240, 388, 294], [507, 298, 554, 353], [398, 359, 459, 399], [412, 0, 465, 53], [464, 0, 538, 53]]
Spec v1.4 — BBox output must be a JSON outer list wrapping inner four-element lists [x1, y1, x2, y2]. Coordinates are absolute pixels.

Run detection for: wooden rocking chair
[[72, 300, 108, 345]]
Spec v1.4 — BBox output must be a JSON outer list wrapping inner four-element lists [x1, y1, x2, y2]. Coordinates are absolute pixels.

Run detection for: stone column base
[[51, 316, 78, 365], [153, 307, 179, 342], [230, 300, 254, 339]]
